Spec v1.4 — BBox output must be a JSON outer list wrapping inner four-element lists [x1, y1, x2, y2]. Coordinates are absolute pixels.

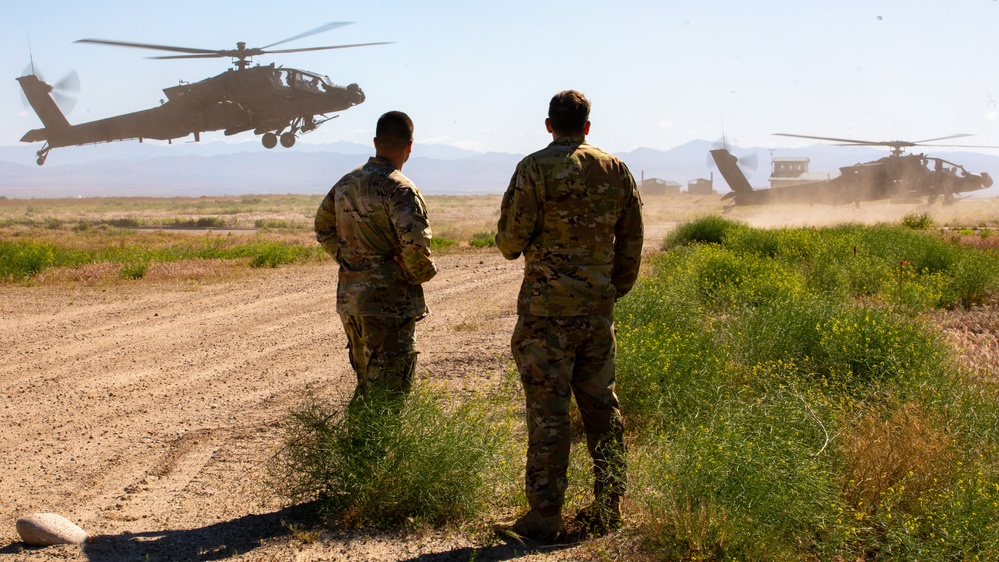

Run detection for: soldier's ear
[[545, 118, 553, 134], [583, 121, 591, 136]]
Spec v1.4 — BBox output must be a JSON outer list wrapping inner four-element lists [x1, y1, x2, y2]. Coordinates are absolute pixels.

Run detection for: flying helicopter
[[16, 22, 388, 165], [710, 133, 995, 210]]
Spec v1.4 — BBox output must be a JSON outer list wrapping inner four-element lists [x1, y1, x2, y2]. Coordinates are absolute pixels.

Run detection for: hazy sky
[[3, 0, 999, 156]]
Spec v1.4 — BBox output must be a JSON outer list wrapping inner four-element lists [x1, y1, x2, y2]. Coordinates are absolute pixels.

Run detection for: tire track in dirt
[[0, 252, 527, 559]]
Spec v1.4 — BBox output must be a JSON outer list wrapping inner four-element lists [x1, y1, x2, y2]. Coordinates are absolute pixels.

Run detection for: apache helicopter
[[16, 22, 388, 165], [710, 133, 995, 210]]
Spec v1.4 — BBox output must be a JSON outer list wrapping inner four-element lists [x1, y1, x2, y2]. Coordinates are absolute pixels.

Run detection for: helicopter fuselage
[[17, 63, 365, 164], [712, 148, 993, 208]]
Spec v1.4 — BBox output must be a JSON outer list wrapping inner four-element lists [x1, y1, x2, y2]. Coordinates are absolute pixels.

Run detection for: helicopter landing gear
[[280, 132, 296, 148], [35, 145, 50, 166], [261, 132, 278, 149]]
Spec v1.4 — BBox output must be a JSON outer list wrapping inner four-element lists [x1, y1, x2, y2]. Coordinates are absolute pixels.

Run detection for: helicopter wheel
[[280, 132, 296, 148], [262, 132, 278, 149]]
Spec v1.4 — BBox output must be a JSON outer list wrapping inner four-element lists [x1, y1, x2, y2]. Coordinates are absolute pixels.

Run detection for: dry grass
[[930, 303, 999, 380], [6, 193, 999, 287], [31, 258, 255, 285], [838, 402, 955, 515], [424, 194, 502, 244]]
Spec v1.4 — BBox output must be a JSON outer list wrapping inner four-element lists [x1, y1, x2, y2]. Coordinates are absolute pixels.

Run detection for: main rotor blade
[[149, 54, 231, 60], [262, 21, 353, 50], [774, 133, 880, 145], [913, 134, 974, 144], [76, 38, 218, 55], [149, 42, 391, 60], [921, 143, 999, 150], [262, 42, 392, 55]]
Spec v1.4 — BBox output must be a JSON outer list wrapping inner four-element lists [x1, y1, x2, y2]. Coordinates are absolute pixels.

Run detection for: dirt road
[[0, 253, 608, 561]]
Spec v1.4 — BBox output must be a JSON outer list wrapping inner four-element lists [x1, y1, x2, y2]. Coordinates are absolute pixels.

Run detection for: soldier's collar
[[551, 135, 587, 146], [367, 155, 398, 170]]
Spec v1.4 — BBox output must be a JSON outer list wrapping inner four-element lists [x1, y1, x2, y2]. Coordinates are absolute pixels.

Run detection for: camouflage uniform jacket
[[497, 135, 644, 316], [315, 156, 437, 317]]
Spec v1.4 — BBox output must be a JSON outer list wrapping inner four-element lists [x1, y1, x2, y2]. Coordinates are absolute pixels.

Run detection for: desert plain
[[1, 192, 998, 560]]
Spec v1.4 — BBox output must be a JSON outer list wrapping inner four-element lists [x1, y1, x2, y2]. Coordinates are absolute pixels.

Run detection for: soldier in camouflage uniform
[[493, 91, 644, 540], [315, 111, 437, 402]]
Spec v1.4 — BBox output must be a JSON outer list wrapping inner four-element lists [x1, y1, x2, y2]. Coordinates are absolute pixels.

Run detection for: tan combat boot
[[574, 496, 622, 537], [493, 506, 562, 541]]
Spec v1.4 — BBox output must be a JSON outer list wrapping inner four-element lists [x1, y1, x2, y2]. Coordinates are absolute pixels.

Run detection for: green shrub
[[901, 211, 934, 230], [631, 362, 846, 560], [815, 306, 948, 389], [615, 276, 724, 426], [255, 219, 301, 230], [196, 216, 226, 228], [119, 262, 148, 280], [0, 239, 87, 280], [618, 218, 999, 558], [468, 231, 496, 248], [248, 242, 304, 268], [661, 214, 746, 250], [271, 386, 519, 527], [939, 252, 997, 309], [430, 236, 459, 250], [107, 217, 143, 228], [725, 296, 833, 372]]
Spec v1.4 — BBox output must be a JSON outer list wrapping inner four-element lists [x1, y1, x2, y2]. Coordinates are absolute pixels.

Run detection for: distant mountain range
[[2, 139, 999, 199]]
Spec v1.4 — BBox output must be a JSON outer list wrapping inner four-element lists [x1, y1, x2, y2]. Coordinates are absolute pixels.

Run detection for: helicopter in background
[[17, 22, 388, 165], [711, 133, 995, 210]]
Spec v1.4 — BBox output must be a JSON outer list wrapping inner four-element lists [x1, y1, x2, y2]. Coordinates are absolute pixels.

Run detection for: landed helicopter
[[17, 22, 388, 165], [710, 133, 995, 210]]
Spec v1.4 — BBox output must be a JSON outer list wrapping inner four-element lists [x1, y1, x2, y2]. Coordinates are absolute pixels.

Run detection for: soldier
[[494, 90, 644, 540], [315, 111, 437, 402]]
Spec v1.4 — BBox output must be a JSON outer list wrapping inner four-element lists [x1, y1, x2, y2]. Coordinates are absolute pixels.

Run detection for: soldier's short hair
[[376, 111, 414, 150], [548, 90, 590, 135]]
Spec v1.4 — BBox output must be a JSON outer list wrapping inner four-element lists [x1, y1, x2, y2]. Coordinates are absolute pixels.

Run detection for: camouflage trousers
[[340, 314, 418, 403], [511, 313, 626, 512]]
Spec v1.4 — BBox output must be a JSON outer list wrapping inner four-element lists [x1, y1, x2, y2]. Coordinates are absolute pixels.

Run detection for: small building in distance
[[687, 177, 714, 195], [640, 177, 681, 196], [770, 156, 832, 188]]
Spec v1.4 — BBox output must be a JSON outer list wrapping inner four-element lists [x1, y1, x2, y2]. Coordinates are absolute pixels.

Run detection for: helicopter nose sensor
[[347, 83, 365, 105]]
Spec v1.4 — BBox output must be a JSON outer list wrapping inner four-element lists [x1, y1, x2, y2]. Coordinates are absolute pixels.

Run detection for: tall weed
[[271, 385, 520, 528], [618, 215, 999, 558]]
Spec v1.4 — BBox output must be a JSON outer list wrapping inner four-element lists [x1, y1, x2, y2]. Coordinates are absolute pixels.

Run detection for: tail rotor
[[707, 136, 758, 177], [20, 64, 80, 115]]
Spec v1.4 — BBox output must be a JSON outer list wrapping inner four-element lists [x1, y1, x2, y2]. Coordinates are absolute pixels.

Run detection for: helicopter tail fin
[[710, 148, 754, 194], [17, 73, 70, 139]]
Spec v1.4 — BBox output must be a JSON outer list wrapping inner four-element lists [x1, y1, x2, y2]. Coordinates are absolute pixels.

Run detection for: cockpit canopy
[[272, 68, 335, 93]]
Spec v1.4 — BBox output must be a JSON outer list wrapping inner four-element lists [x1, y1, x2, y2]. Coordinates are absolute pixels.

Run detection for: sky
[[3, 0, 999, 157]]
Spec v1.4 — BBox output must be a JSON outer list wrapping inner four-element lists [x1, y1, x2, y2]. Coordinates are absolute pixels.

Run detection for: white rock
[[15, 513, 87, 546]]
